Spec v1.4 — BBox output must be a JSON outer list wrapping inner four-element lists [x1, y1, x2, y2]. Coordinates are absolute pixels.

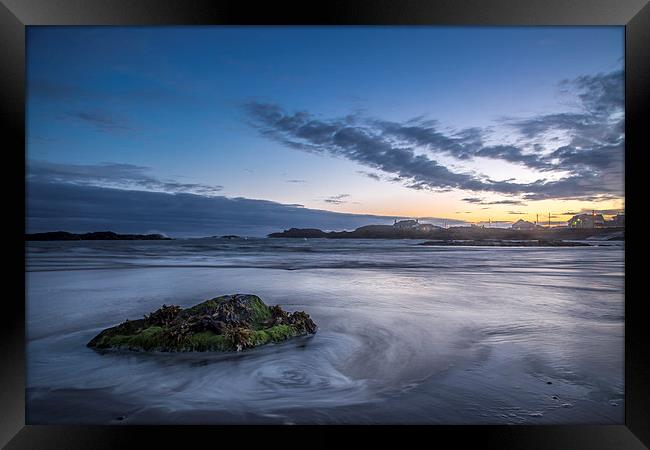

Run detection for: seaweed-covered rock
[[87, 294, 317, 352], [144, 304, 182, 327]]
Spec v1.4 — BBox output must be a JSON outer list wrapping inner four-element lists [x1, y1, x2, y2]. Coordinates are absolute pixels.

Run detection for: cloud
[[507, 70, 624, 189], [26, 182, 468, 237], [488, 200, 527, 205], [461, 197, 483, 204], [357, 171, 382, 181], [26, 160, 476, 237], [461, 197, 526, 206], [473, 145, 551, 171], [565, 70, 624, 117], [286, 179, 306, 183], [27, 160, 224, 196], [564, 208, 624, 216], [244, 69, 624, 202], [507, 211, 528, 215], [26, 163, 470, 236], [245, 101, 524, 196], [323, 194, 350, 204]]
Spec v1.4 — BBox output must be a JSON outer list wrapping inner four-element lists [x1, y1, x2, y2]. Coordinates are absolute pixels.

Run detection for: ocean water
[[25, 238, 625, 424]]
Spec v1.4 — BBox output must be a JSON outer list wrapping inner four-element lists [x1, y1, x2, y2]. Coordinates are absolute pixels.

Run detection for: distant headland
[[25, 231, 173, 241], [268, 219, 624, 241]]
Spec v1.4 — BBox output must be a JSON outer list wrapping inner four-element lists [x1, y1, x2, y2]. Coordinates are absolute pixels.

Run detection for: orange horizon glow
[[327, 197, 625, 225]]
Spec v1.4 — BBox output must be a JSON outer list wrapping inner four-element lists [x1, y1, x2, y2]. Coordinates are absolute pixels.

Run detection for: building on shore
[[567, 212, 605, 228], [394, 219, 419, 229], [511, 219, 538, 230], [393, 219, 440, 232], [416, 223, 439, 232]]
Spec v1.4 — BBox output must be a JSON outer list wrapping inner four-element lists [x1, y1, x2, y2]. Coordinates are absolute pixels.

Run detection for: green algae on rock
[[87, 294, 317, 352]]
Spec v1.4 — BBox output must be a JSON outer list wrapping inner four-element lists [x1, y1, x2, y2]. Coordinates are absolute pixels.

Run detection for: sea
[[25, 238, 625, 424]]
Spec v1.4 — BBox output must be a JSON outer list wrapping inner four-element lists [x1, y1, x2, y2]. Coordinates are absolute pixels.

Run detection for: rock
[[26, 231, 172, 241], [144, 304, 182, 327], [87, 294, 317, 353]]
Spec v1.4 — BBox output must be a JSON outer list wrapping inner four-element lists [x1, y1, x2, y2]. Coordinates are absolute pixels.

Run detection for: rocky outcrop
[[268, 228, 328, 238], [26, 231, 172, 241], [87, 294, 317, 352]]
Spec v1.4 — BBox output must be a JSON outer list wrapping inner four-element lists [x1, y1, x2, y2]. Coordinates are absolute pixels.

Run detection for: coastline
[[25, 231, 173, 241], [268, 225, 624, 242]]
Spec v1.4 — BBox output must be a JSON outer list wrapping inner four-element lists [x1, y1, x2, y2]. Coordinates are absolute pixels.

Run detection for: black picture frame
[[3, 0, 648, 448]]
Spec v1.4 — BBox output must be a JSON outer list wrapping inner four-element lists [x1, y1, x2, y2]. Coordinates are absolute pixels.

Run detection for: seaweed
[[87, 294, 316, 353]]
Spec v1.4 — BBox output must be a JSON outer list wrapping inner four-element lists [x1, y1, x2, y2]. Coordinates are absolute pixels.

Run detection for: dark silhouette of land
[[268, 224, 624, 241], [26, 231, 172, 241]]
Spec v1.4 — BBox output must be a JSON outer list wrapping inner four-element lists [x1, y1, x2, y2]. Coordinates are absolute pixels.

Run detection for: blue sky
[[26, 26, 624, 236]]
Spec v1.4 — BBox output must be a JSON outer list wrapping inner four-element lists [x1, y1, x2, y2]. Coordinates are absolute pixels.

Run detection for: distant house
[[392, 219, 439, 232], [567, 213, 605, 228], [393, 219, 419, 229], [416, 223, 439, 232], [511, 219, 537, 230]]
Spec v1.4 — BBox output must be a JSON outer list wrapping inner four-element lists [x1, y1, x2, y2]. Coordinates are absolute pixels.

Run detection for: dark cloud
[[372, 119, 482, 160], [26, 182, 468, 237], [486, 199, 526, 205], [565, 70, 624, 117], [323, 194, 350, 205], [357, 171, 382, 181], [245, 101, 526, 196], [26, 162, 471, 236], [513, 71, 623, 139], [286, 179, 306, 183], [507, 70, 624, 194], [244, 69, 624, 202], [461, 197, 526, 206], [28, 160, 224, 196], [510, 112, 594, 139], [590, 208, 624, 215], [473, 145, 551, 170]]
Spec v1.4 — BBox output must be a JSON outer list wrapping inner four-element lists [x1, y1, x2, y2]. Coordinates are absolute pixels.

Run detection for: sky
[[26, 26, 625, 237]]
